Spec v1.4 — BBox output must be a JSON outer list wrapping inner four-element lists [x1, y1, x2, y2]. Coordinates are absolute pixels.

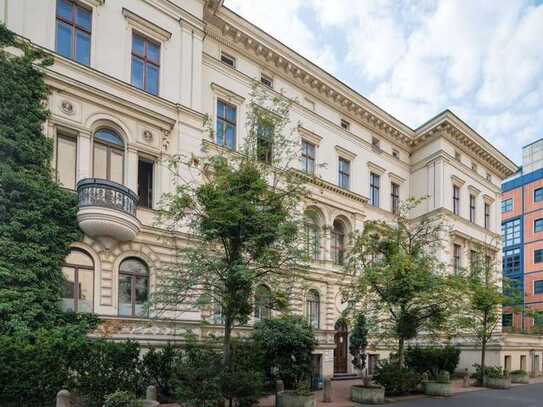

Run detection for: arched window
[[254, 284, 272, 321], [306, 289, 320, 329], [93, 128, 125, 184], [118, 258, 149, 317], [332, 219, 346, 265], [62, 249, 94, 313], [304, 210, 321, 261]]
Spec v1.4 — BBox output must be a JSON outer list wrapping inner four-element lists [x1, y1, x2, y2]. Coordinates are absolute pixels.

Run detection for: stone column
[[77, 130, 92, 182]]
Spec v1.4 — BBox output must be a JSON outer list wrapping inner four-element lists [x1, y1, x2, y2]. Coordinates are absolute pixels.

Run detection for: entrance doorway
[[334, 320, 348, 374]]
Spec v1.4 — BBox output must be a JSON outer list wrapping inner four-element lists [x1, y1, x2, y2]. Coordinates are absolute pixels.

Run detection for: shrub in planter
[[252, 316, 316, 390], [373, 360, 421, 396], [405, 345, 460, 379], [276, 389, 315, 407], [348, 313, 384, 404], [424, 371, 453, 397], [471, 364, 505, 386], [510, 369, 529, 384]]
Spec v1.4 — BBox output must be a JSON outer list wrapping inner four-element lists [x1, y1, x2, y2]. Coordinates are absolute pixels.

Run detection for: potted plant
[[276, 383, 316, 407], [483, 366, 511, 389], [424, 370, 453, 397], [349, 313, 385, 404], [510, 369, 529, 384]]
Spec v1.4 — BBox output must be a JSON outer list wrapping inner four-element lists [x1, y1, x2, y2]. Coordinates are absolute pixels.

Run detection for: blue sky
[[225, 0, 543, 164]]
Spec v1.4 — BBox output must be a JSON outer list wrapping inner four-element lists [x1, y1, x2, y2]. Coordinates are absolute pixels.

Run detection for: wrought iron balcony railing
[[77, 178, 138, 217]]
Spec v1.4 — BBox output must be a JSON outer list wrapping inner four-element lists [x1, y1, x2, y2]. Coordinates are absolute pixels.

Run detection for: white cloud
[[225, 0, 543, 164]]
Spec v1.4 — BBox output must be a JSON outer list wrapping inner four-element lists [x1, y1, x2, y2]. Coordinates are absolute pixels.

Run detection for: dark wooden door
[[334, 323, 348, 373]]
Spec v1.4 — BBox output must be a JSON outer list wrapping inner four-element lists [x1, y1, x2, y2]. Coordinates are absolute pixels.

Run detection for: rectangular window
[[257, 123, 273, 163], [502, 198, 513, 213], [470, 250, 479, 269], [137, 158, 153, 209], [503, 248, 521, 274], [453, 244, 461, 273], [391, 182, 400, 214], [55, 0, 92, 65], [131, 33, 160, 95], [260, 74, 273, 88], [338, 158, 350, 189], [372, 137, 381, 152], [470, 194, 476, 223], [453, 185, 460, 215], [301, 140, 316, 175], [535, 219, 543, 233], [220, 51, 235, 67], [370, 173, 380, 208], [535, 249, 543, 264], [392, 149, 399, 159], [484, 203, 490, 229], [216, 99, 236, 150], [472, 162, 478, 172], [535, 188, 543, 203], [502, 313, 513, 327], [502, 219, 521, 247], [340, 119, 350, 131], [535, 280, 543, 295], [56, 134, 77, 189]]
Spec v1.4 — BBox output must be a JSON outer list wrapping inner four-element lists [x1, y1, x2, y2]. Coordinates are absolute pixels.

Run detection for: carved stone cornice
[[294, 170, 368, 204], [204, 11, 413, 149]]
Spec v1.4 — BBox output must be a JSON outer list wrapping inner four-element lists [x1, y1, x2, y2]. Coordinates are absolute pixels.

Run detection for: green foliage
[[252, 315, 316, 390], [69, 340, 143, 407], [373, 360, 421, 396], [141, 344, 182, 402], [348, 198, 463, 366], [103, 391, 141, 407], [0, 326, 87, 405], [405, 345, 460, 380], [0, 23, 83, 334], [349, 313, 368, 374], [510, 369, 528, 375], [436, 370, 450, 384]]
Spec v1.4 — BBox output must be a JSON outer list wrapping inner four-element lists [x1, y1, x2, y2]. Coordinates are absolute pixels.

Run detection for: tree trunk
[[398, 337, 405, 367], [223, 314, 233, 370], [481, 312, 488, 386], [481, 337, 487, 386]]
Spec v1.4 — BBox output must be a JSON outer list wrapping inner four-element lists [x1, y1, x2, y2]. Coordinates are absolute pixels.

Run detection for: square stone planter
[[423, 381, 453, 397], [351, 385, 385, 404], [511, 372, 529, 384], [485, 377, 511, 389], [276, 390, 316, 407]]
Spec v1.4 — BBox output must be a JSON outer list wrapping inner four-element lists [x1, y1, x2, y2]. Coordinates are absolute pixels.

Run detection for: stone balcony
[[76, 178, 142, 248]]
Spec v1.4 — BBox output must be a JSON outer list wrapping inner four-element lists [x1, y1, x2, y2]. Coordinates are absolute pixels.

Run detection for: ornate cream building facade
[[3, 0, 541, 378]]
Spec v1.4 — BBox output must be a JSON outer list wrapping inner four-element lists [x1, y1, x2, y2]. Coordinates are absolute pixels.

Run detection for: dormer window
[[221, 51, 236, 68]]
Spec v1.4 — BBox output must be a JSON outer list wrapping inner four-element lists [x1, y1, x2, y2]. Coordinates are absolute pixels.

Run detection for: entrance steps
[[331, 373, 359, 381]]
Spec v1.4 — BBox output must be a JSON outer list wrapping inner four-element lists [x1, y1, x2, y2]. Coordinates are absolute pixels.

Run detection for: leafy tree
[[0, 23, 82, 334], [151, 84, 306, 378], [347, 199, 463, 366], [349, 312, 368, 382], [459, 246, 520, 385], [252, 315, 316, 390]]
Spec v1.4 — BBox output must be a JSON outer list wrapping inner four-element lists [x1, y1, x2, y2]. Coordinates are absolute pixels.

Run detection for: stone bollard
[[56, 389, 72, 407], [463, 368, 470, 388], [146, 385, 158, 401], [322, 377, 333, 402], [275, 379, 285, 407]]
